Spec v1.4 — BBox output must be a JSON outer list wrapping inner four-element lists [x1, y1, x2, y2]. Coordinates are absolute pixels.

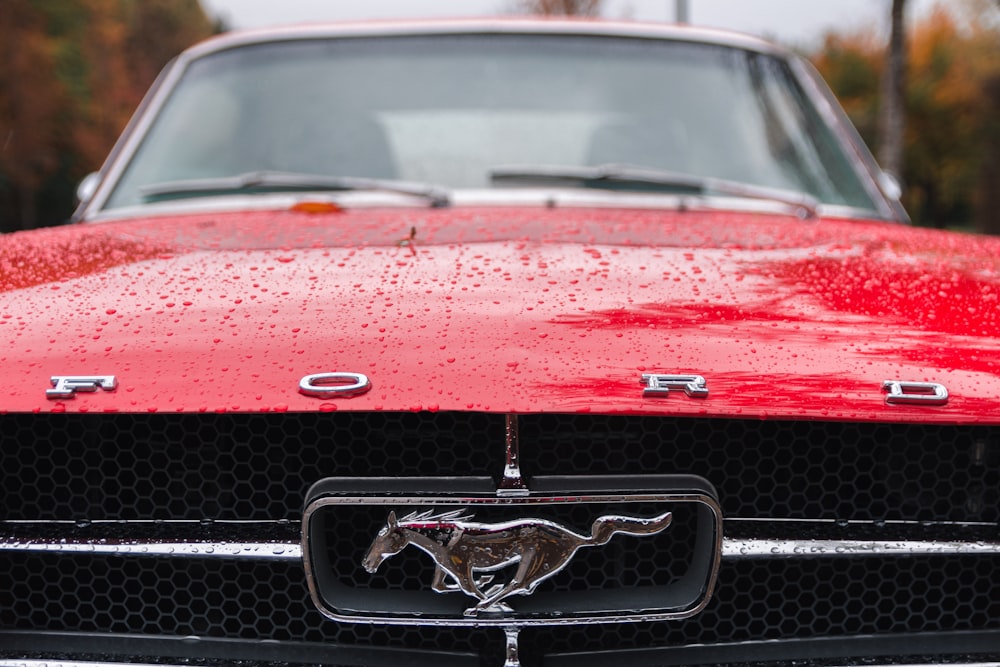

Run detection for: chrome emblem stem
[[503, 626, 522, 667], [497, 415, 528, 497]]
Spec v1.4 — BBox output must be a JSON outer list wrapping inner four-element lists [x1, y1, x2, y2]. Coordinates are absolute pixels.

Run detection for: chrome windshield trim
[[790, 57, 906, 222], [83, 188, 885, 225]]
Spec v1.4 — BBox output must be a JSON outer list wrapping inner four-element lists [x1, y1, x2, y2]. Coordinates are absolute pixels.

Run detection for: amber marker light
[[290, 201, 343, 214]]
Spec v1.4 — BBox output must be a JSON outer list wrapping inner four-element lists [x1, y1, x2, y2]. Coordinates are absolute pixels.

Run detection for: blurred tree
[[960, 0, 1000, 234], [811, 1, 1000, 232], [904, 7, 977, 227], [879, 0, 907, 183], [979, 74, 1000, 235], [810, 30, 882, 147], [73, 0, 134, 172], [0, 2, 68, 230], [0, 0, 214, 232], [124, 0, 215, 100], [514, 0, 602, 15]]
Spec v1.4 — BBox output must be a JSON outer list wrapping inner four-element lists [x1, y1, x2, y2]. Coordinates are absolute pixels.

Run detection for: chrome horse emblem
[[362, 508, 673, 615]]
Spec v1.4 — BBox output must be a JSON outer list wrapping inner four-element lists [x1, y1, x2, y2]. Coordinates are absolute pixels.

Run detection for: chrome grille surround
[[300, 476, 723, 625]]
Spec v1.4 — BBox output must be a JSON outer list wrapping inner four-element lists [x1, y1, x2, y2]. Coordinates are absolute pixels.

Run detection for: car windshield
[[103, 33, 878, 213]]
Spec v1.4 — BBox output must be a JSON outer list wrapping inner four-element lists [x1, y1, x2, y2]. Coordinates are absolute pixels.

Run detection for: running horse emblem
[[362, 508, 673, 615]]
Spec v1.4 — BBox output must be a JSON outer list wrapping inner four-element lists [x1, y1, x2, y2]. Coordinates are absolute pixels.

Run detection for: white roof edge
[[178, 18, 788, 63]]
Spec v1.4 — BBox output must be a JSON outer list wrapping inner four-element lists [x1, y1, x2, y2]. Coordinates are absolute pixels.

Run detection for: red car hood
[[3, 206, 1000, 421]]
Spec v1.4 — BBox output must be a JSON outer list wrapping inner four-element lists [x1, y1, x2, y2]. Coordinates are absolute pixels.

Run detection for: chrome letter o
[[299, 372, 371, 398]]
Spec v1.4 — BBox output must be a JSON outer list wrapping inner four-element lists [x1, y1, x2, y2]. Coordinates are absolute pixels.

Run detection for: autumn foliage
[[0, 0, 214, 231], [514, 0, 602, 15], [3, 2, 999, 233], [810, 2, 1000, 233]]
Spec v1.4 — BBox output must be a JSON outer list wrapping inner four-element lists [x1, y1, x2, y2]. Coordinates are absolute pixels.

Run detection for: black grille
[[521, 415, 1000, 523], [1, 412, 502, 521], [0, 552, 497, 655], [2, 413, 997, 522], [525, 554, 1000, 651], [3, 551, 998, 651], [3, 411, 1000, 664]]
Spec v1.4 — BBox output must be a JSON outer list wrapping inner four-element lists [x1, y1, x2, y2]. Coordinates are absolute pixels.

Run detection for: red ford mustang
[[2, 19, 998, 667]]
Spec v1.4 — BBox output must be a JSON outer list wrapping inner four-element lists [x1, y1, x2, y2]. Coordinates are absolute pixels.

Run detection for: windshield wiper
[[490, 164, 818, 219], [141, 170, 451, 208]]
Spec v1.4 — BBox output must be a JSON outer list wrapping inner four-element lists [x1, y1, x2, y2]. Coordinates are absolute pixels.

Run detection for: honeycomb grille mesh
[[523, 553, 1000, 653], [521, 415, 1000, 522], [1, 413, 502, 521], [2, 413, 998, 522], [2, 551, 998, 651]]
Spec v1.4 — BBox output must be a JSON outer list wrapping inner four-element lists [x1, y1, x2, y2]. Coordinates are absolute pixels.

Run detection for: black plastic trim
[[544, 629, 1000, 667], [0, 630, 477, 667]]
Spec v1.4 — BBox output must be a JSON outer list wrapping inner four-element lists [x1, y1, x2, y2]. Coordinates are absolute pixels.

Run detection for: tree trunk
[[516, 0, 601, 15], [17, 184, 34, 231], [879, 0, 907, 185], [977, 75, 1000, 235]]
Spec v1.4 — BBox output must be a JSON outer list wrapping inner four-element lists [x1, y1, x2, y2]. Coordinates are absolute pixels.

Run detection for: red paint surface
[[2, 206, 999, 421]]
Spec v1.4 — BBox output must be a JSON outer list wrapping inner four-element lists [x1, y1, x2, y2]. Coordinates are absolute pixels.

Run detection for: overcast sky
[[199, 0, 937, 48]]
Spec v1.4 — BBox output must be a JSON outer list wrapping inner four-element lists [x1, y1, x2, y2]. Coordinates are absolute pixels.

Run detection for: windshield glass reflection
[[105, 34, 877, 212]]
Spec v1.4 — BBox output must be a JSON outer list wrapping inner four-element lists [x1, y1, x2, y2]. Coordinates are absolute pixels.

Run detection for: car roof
[[179, 17, 789, 64]]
